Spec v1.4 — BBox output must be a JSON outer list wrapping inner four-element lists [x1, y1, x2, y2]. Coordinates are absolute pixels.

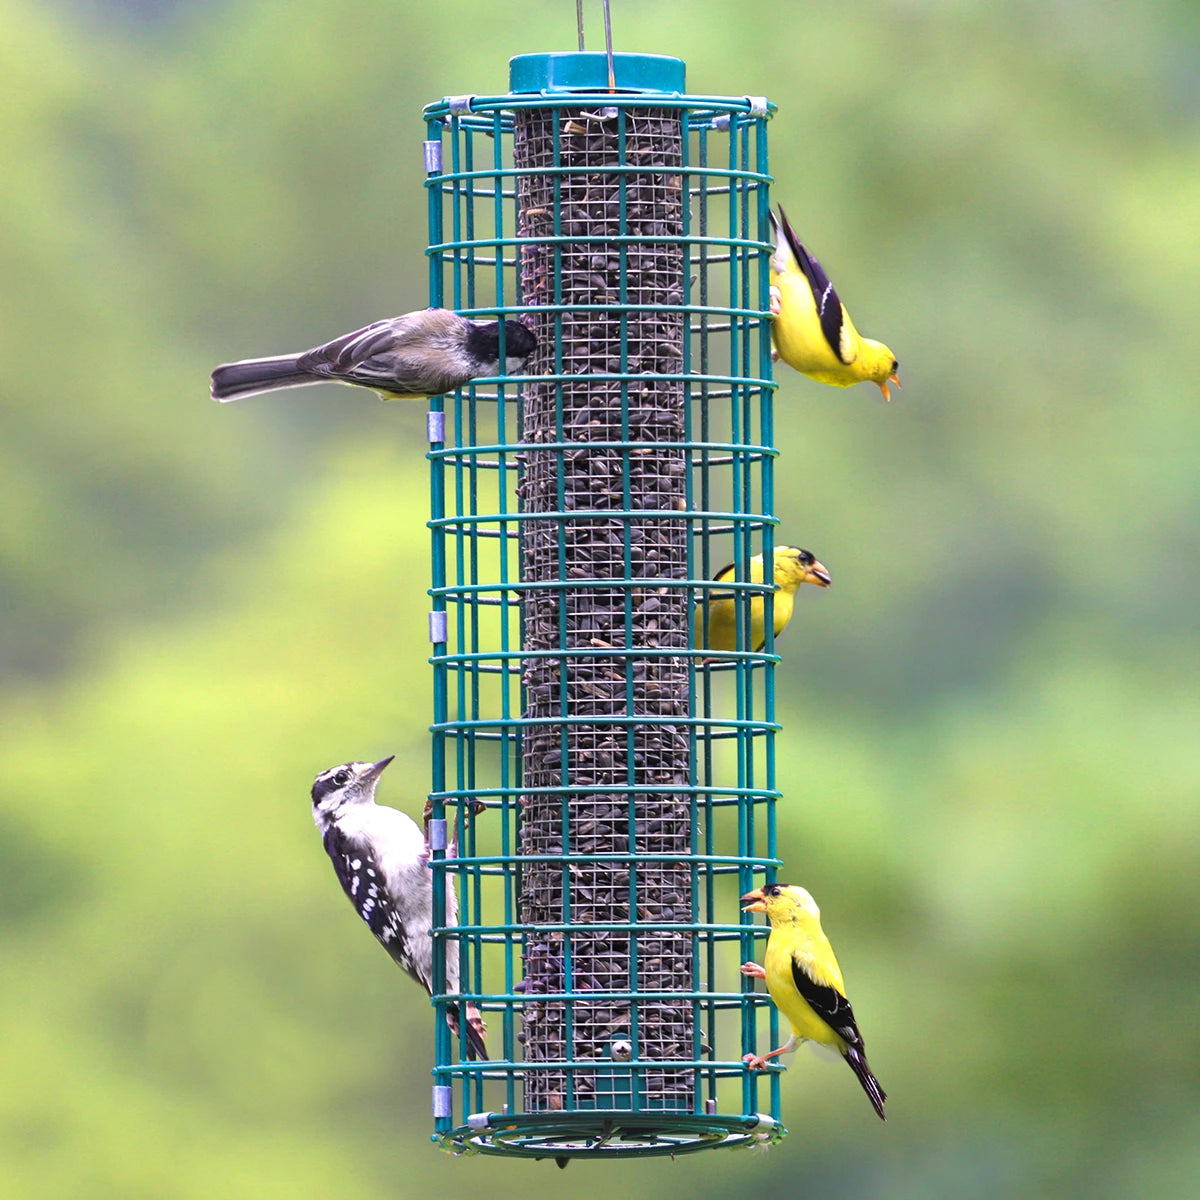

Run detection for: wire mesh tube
[[425, 58, 785, 1156], [514, 105, 693, 1112]]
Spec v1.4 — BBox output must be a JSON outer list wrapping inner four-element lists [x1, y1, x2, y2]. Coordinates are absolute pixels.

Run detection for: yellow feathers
[[769, 206, 900, 401], [695, 546, 830, 654], [741, 883, 886, 1120]]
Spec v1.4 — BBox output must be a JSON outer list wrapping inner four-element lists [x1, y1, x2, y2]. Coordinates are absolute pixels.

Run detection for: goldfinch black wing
[[791, 954, 887, 1119], [709, 560, 772, 651], [776, 205, 852, 366], [790, 955, 862, 1046]]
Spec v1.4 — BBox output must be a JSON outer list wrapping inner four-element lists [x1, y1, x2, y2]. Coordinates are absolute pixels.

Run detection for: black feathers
[[790, 958, 861, 1047], [464, 318, 537, 366], [322, 825, 422, 979], [311, 758, 487, 1062], [775, 205, 851, 365], [844, 1044, 888, 1121], [790, 956, 887, 1121]]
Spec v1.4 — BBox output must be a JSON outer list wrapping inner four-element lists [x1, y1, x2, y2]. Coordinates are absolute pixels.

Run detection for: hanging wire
[[602, 0, 616, 89], [576, 0, 586, 51]]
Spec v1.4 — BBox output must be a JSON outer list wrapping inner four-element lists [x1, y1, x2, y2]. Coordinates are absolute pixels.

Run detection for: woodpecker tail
[[465, 1015, 489, 1062], [445, 1002, 489, 1061], [210, 354, 321, 402], [844, 1045, 887, 1120]]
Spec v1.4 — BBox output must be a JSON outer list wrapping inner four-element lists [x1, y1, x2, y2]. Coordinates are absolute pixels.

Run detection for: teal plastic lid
[[509, 52, 685, 95]]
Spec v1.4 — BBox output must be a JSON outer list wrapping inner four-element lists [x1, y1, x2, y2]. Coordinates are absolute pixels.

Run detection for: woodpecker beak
[[806, 559, 832, 588], [364, 755, 396, 782], [741, 888, 768, 913]]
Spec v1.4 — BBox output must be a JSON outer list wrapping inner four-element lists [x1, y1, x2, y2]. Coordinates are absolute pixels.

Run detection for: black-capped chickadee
[[211, 308, 536, 402]]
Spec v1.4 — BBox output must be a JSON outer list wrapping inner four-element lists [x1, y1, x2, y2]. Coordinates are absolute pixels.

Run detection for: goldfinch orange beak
[[805, 559, 832, 588], [877, 371, 901, 402], [741, 887, 768, 913]]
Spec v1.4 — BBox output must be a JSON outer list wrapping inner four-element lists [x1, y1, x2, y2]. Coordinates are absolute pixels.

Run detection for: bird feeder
[[424, 52, 784, 1161]]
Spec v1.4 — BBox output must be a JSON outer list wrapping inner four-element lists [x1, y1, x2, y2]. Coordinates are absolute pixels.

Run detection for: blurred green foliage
[[2, 0, 1198, 1196]]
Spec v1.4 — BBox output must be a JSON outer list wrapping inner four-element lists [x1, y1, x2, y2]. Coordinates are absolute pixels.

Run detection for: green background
[[3, 1, 1197, 1196]]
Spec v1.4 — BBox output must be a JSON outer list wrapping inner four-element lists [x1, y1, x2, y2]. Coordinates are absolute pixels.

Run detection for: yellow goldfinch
[[769, 205, 900, 401], [741, 883, 886, 1121], [694, 546, 831, 654]]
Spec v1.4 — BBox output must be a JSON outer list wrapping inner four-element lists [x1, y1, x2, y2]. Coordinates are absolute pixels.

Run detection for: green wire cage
[[424, 52, 786, 1161]]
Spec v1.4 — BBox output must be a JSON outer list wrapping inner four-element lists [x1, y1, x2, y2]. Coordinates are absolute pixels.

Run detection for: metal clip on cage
[[424, 52, 784, 1161]]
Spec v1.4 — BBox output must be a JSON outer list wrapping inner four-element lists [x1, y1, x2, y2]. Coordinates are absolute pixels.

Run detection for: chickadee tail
[[210, 355, 320, 402], [844, 1045, 887, 1121], [445, 1002, 489, 1061]]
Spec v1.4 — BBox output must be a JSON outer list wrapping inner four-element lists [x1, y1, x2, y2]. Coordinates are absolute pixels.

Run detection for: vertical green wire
[[679, 115, 705, 1113], [545, 105, 577, 1110], [445, 118, 470, 1111], [462, 126, 483, 1116], [755, 110, 782, 1118], [612, 105, 644, 1109], [490, 106, 518, 1113], [692, 127, 717, 1111], [466, 124, 484, 1114], [736, 116, 759, 888], [426, 115, 451, 1128], [424, 90, 783, 1150]]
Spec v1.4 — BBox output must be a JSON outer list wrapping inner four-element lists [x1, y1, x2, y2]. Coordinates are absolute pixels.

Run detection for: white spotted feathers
[[310, 757, 487, 1059]]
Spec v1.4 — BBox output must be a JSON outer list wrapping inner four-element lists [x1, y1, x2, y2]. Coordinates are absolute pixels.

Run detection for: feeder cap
[[509, 52, 685, 95]]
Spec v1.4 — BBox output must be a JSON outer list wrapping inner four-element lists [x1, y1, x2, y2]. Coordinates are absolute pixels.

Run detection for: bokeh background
[[3, 1, 1199, 1196]]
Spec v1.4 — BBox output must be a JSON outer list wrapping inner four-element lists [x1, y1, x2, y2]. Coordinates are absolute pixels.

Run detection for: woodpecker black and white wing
[[311, 758, 487, 1060], [322, 823, 432, 987]]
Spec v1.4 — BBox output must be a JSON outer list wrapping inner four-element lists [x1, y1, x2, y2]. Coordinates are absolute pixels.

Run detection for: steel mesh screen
[[424, 78, 784, 1158], [514, 106, 693, 1111]]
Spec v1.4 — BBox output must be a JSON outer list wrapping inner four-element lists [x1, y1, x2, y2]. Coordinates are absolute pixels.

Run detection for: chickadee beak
[[364, 755, 396, 782], [740, 888, 768, 913], [806, 560, 832, 588]]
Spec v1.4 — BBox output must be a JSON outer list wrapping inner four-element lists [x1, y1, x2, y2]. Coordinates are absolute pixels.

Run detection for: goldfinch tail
[[844, 1045, 887, 1120], [210, 354, 320, 402], [768, 207, 791, 269]]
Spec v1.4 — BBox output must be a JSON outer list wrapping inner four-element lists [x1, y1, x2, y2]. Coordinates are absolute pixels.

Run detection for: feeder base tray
[[436, 1111, 786, 1160]]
